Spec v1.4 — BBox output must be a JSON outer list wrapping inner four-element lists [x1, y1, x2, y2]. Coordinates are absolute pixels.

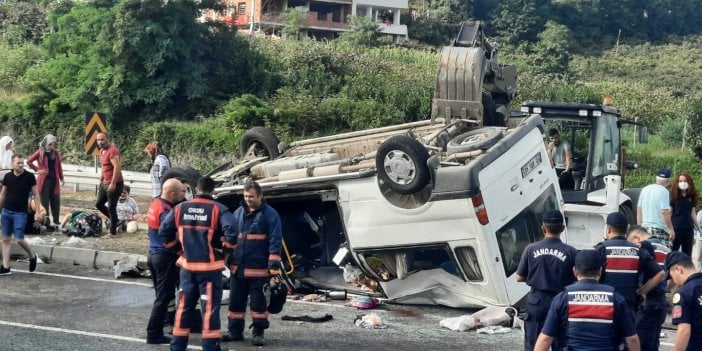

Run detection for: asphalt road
[[0, 262, 677, 351]]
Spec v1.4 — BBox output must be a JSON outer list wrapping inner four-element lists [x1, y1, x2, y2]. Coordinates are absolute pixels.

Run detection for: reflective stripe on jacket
[[226, 200, 282, 278], [159, 194, 233, 272]]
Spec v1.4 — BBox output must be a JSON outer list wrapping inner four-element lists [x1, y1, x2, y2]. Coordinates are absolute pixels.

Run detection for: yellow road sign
[[85, 111, 107, 156]]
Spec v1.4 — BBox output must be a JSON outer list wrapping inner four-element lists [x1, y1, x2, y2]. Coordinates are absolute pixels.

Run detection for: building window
[[238, 2, 246, 15]]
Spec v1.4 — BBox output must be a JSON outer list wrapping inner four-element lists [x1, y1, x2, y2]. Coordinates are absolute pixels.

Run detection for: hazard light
[[471, 194, 489, 225]]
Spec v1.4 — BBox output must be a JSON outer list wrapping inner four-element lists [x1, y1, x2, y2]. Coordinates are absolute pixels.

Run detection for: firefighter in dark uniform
[[158, 176, 234, 351], [146, 178, 187, 344], [666, 251, 702, 351], [626, 225, 670, 351], [222, 180, 282, 346], [534, 250, 640, 351], [516, 209, 578, 351]]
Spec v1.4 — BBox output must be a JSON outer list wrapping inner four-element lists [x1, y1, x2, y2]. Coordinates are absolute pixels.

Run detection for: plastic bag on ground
[[62, 236, 97, 249], [471, 305, 514, 327], [476, 326, 512, 334], [439, 315, 476, 331], [440, 305, 515, 331], [354, 313, 387, 329], [343, 263, 363, 283], [25, 237, 47, 245], [113, 256, 147, 279]]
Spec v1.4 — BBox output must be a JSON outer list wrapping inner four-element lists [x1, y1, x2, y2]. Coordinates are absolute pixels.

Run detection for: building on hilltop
[[201, 0, 408, 43]]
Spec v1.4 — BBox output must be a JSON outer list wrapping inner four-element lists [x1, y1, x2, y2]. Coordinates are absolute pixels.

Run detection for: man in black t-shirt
[[0, 154, 41, 275]]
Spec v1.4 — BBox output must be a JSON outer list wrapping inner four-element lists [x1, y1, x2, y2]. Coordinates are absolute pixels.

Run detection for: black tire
[[240, 126, 281, 160], [446, 127, 503, 154], [162, 166, 202, 200], [376, 135, 430, 195], [482, 92, 501, 126]]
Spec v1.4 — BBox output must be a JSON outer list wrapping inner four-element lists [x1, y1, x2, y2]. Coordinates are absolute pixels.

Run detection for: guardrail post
[[74, 183, 79, 192]]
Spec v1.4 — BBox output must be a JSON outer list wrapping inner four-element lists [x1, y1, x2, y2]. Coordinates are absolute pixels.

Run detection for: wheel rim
[[383, 150, 416, 185], [252, 141, 269, 157]]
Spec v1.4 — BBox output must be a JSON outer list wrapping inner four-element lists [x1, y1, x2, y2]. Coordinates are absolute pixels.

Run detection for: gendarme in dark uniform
[[516, 209, 578, 351], [535, 250, 639, 351], [631, 227, 669, 351], [666, 251, 702, 351], [595, 212, 663, 313]]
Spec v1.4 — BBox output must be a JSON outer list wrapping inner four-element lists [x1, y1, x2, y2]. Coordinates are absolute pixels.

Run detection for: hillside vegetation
[[1, 0, 702, 187]]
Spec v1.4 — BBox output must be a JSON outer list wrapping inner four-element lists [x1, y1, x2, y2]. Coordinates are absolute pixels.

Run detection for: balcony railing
[[260, 11, 349, 30], [226, 15, 250, 26]]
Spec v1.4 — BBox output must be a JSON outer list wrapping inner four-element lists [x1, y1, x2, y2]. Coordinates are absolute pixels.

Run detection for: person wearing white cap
[[637, 168, 674, 247]]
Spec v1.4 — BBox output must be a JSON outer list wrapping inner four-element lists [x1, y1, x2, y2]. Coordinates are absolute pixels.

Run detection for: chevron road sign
[[85, 111, 107, 156]]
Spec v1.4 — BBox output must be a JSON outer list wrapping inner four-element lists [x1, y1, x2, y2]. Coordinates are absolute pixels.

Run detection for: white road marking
[[11, 269, 152, 287], [0, 320, 203, 350]]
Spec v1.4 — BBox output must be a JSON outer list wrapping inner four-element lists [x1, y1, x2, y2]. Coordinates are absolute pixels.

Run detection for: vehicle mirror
[[638, 127, 648, 144], [625, 160, 639, 170]]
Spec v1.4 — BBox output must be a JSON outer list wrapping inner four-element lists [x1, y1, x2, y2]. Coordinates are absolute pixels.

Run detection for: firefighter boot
[[251, 328, 265, 346]]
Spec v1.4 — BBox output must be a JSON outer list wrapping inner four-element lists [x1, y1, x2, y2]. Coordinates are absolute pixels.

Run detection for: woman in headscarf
[[0, 136, 14, 169], [27, 134, 64, 227], [143, 141, 170, 198]]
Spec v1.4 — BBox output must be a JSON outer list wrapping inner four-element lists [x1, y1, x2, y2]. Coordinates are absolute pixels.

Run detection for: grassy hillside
[[2, 35, 702, 176]]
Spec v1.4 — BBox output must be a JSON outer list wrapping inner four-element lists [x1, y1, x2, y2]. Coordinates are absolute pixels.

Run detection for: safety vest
[[648, 236, 670, 267], [565, 283, 617, 349], [147, 197, 174, 255], [600, 237, 640, 307]]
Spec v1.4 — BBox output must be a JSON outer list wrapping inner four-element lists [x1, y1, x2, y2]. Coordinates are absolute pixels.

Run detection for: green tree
[[490, 0, 546, 46], [281, 6, 308, 40], [406, 0, 472, 46], [530, 21, 573, 74], [0, 0, 48, 45], [337, 15, 381, 47], [33, 0, 261, 121]]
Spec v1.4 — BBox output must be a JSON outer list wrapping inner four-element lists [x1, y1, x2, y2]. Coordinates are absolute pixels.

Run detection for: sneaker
[[29, 253, 38, 272], [251, 329, 265, 346], [221, 332, 244, 342], [0, 266, 10, 275], [146, 335, 172, 344]]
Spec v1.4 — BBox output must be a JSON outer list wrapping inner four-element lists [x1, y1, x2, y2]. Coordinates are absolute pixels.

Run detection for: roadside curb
[[7, 242, 146, 269]]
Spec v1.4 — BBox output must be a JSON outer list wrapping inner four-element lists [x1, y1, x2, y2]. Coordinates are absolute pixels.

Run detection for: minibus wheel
[[446, 127, 503, 154], [240, 126, 281, 160], [376, 135, 430, 195]]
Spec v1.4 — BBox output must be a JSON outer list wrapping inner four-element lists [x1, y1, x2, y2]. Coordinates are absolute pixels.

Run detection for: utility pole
[[250, 0, 256, 34]]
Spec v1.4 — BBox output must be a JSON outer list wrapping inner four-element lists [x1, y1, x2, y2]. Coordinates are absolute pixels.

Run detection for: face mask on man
[[679, 182, 689, 191]]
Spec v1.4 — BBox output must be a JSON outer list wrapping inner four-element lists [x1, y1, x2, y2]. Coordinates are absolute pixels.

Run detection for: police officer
[[516, 209, 578, 351], [222, 180, 282, 346], [666, 251, 702, 351], [534, 250, 640, 351], [595, 212, 663, 314], [145, 178, 186, 344], [158, 176, 234, 351], [626, 225, 670, 351]]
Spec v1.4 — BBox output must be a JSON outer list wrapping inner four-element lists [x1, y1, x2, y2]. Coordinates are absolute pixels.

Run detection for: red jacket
[[27, 149, 64, 195]]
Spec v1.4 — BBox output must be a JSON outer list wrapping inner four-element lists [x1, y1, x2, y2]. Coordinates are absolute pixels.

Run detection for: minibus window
[[496, 185, 559, 276]]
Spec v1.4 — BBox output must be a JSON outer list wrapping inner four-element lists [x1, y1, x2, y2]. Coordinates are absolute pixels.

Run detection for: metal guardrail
[[60, 164, 151, 197]]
